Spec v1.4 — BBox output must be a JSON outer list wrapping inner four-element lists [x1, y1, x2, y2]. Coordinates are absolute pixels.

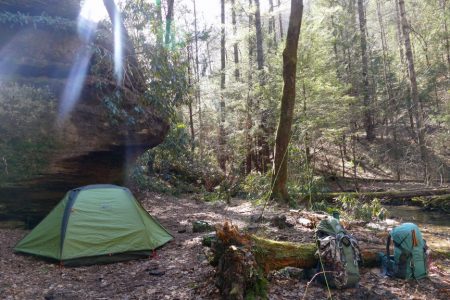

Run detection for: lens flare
[[113, 8, 124, 85], [58, 2, 101, 121]]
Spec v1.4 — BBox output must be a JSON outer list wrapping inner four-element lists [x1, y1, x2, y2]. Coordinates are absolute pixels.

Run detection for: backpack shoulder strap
[[386, 233, 391, 257]]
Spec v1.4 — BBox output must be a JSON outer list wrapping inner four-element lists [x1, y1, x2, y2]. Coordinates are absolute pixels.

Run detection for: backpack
[[314, 216, 361, 289], [380, 223, 428, 280]]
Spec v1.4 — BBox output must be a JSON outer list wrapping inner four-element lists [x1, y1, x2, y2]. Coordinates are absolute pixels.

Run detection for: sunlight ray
[[58, 3, 100, 121], [113, 7, 124, 85]]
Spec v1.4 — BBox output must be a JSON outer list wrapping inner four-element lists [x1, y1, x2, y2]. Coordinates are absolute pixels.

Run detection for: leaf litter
[[0, 192, 449, 299]]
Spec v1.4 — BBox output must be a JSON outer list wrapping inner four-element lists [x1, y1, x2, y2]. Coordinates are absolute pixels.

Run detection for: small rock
[[250, 214, 265, 223], [202, 233, 217, 247], [276, 267, 305, 280], [270, 215, 294, 229], [149, 269, 165, 276], [298, 217, 313, 228], [277, 235, 289, 241], [44, 290, 78, 300], [192, 221, 213, 233]]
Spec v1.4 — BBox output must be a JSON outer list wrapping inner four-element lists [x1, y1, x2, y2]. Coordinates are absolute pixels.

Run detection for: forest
[[0, 0, 449, 299]]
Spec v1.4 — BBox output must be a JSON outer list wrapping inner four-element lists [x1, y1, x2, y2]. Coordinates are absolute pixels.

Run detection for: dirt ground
[[1, 192, 450, 299]]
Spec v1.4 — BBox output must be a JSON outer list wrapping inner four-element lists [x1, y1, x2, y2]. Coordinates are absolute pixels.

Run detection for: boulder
[[0, 0, 169, 227], [0, 0, 80, 19]]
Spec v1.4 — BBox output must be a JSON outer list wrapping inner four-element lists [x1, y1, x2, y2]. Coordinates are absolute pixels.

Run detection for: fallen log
[[211, 223, 382, 271], [210, 222, 384, 299], [318, 188, 450, 203], [411, 194, 450, 213], [251, 236, 382, 272]]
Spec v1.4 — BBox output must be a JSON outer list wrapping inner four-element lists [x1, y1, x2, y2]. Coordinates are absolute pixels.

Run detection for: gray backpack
[[315, 216, 361, 289]]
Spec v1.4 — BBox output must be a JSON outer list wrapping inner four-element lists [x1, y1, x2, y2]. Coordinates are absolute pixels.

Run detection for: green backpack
[[380, 223, 428, 280], [315, 216, 361, 289]]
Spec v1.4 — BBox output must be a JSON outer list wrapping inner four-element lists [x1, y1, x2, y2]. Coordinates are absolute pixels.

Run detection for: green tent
[[14, 184, 173, 265]]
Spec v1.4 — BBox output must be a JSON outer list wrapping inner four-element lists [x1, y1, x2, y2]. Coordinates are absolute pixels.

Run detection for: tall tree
[[165, 0, 174, 46], [278, 0, 284, 40], [441, 0, 450, 73], [357, 0, 375, 141], [376, 0, 401, 179], [398, 0, 428, 181], [218, 0, 227, 172], [187, 44, 195, 149], [193, 0, 203, 157], [246, 0, 255, 174], [395, 0, 415, 133], [231, 0, 240, 80], [254, 0, 265, 79], [155, 0, 163, 44], [254, 0, 271, 173], [268, 0, 277, 48], [271, 0, 304, 202], [376, 0, 394, 134]]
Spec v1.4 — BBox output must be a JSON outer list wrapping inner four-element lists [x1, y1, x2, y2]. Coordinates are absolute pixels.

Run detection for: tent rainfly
[[14, 184, 173, 266]]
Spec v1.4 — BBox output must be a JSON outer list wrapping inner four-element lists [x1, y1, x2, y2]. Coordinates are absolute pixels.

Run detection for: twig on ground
[[302, 271, 337, 300]]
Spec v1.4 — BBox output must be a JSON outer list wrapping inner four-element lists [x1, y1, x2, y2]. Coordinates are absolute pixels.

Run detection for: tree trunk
[[330, 15, 341, 78], [376, 0, 396, 139], [231, 0, 240, 80], [441, 0, 450, 73], [193, 0, 203, 157], [269, 0, 277, 48], [246, 0, 255, 174], [347, 0, 359, 97], [254, 0, 265, 77], [165, 0, 174, 46], [278, 0, 284, 41], [351, 135, 359, 191], [271, 0, 304, 202], [398, 0, 428, 182], [395, 0, 415, 134], [218, 0, 227, 172], [253, 0, 269, 173], [415, 32, 440, 110], [357, 0, 375, 141], [302, 79, 310, 161], [155, 0, 163, 45], [187, 44, 195, 150]]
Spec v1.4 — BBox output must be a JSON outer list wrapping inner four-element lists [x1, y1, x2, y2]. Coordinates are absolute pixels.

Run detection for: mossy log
[[318, 189, 450, 208], [411, 194, 450, 213], [212, 222, 381, 275], [211, 223, 382, 299], [251, 236, 381, 272]]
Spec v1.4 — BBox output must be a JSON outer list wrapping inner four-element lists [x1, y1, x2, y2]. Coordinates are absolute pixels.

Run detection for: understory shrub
[[240, 172, 272, 202], [130, 123, 222, 196], [310, 195, 387, 222], [335, 195, 386, 221]]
